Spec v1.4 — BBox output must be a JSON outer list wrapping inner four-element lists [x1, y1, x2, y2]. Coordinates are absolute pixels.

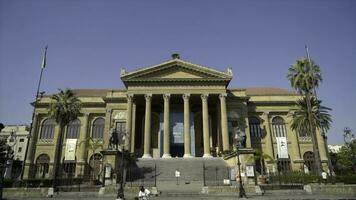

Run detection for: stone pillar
[[162, 94, 171, 158], [77, 113, 89, 176], [103, 108, 113, 149], [23, 113, 39, 179], [287, 112, 301, 160], [183, 94, 192, 158], [130, 101, 136, 153], [316, 129, 328, 161], [125, 94, 134, 150], [142, 94, 152, 158], [244, 116, 252, 148], [219, 93, 229, 151], [201, 94, 212, 158], [262, 112, 274, 159]]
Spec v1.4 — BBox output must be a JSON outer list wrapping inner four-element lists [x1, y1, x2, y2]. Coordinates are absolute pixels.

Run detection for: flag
[[41, 46, 48, 69]]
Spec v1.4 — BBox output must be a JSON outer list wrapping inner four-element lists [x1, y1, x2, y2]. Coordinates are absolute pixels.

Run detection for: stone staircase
[[127, 157, 230, 190]]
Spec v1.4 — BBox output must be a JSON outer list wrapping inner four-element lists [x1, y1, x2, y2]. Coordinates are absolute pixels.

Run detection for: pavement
[[4, 192, 356, 200]]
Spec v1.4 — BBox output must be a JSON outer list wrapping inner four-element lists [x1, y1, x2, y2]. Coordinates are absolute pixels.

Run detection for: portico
[[121, 56, 233, 158]]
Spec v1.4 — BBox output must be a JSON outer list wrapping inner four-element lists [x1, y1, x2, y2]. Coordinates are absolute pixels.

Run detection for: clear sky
[[0, 0, 355, 144]]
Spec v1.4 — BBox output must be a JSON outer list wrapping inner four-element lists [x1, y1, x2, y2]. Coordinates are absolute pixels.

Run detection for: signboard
[[276, 137, 288, 159], [105, 166, 111, 178], [246, 165, 255, 177], [65, 139, 77, 161]]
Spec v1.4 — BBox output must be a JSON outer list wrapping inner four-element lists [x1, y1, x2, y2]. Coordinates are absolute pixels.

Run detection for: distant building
[[0, 125, 29, 179]]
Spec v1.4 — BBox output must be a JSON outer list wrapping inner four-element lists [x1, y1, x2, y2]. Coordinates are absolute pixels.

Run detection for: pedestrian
[[321, 171, 327, 184], [138, 186, 150, 200]]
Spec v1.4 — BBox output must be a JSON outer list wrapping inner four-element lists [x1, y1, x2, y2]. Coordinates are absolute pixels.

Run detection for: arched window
[[92, 118, 104, 139], [303, 151, 315, 172], [39, 119, 56, 139], [272, 116, 287, 138], [66, 119, 81, 139], [35, 154, 50, 178], [249, 117, 262, 138]]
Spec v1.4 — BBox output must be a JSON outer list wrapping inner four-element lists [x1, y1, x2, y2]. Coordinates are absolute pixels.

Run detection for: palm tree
[[291, 96, 332, 136], [287, 58, 323, 174], [48, 89, 81, 191]]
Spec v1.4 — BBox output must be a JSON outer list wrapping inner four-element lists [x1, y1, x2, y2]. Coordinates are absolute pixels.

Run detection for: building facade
[[0, 125, 29, 179], [23, 55, 329, 179]]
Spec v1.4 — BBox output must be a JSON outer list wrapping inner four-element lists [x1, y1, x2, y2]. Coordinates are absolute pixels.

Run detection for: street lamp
[[234, 131, 247, 198], [116, 130, 126, 200]]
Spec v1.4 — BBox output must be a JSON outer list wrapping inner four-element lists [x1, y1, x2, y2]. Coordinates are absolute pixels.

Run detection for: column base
[[203, 154, 213, 158], [142, 154, 152, 159], [183, 154, 193, 158], [162, 154, 172, 158]]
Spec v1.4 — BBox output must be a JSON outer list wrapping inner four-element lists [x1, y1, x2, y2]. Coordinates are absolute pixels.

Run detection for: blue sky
[[1, 0, 355, 144]]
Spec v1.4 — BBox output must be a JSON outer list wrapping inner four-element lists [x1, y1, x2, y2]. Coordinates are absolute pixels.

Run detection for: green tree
[[287, 58, 324, 174], [48, 89, 81, 190], [291, 96, 332, 137], [330, 141, 356, 175]]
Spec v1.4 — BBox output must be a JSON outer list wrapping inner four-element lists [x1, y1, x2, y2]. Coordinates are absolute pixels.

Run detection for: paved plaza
[[4, 191, 356, 200]]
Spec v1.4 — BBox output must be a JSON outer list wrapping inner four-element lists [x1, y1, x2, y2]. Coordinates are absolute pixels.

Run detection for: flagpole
[[21, 46, 48, 179]]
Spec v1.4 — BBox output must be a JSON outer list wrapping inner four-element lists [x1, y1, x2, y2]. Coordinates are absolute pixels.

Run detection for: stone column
[[219, 93, 229, 151], [142, 94, 152, 158], [287, 112, 301, 160], [201, 94, 212, 158], [125, 94, 134, 150], [262, 112, 274, 159], [316, 129, 328, 162], [103, 108, 113, 149], [77, 113, 89, 177], [23, 113, 39, 179], [130, 101, 136, 153], [162, 94, 171, 158], [183, 94, 192, 158]]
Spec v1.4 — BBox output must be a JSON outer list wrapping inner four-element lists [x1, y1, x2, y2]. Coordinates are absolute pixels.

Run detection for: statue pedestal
[[100, 149, 124, 186]]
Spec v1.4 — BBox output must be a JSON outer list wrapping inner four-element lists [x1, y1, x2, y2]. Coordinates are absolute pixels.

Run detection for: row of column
[[126, 93, 230, 159]]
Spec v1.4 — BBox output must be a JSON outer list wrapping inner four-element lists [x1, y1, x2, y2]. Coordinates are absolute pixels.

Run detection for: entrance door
[[170, 112, 184, 157]]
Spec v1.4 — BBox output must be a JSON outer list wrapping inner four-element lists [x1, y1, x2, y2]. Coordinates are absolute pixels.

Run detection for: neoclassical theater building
[[23, 55, 329, 179]]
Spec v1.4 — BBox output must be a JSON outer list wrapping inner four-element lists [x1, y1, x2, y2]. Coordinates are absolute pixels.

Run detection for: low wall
[[309, 184, 356, 196], [4, 188, 49, 198]]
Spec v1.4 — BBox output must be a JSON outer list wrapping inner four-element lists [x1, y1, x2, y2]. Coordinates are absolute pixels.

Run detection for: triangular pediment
[[121, 59, 233, 82]]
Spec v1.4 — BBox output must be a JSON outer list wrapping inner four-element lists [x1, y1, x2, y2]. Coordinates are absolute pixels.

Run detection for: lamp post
[[116, 130, 126, 200], [234, 132, 246, 198]]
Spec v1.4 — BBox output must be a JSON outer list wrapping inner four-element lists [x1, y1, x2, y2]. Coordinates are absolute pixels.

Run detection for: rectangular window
[[19, 138, 25, 142], [18, 147, 22, 152]]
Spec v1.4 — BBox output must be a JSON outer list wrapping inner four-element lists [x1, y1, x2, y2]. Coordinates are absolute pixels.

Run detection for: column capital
[[262, 111, 270, 118], [219, 93, 227, 100], [127, 94, 134, 101], [201, 93, 209, 101], [182, 93, 190, 101], [83, 112, 90, 117], [106, 108, 112, 113], [163, 93, 171, 100], [144, 94, 152, 101]]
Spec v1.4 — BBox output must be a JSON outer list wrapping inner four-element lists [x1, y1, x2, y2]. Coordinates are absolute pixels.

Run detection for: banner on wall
[[276, 137, 288, 159], [65, 139, 77, 162]]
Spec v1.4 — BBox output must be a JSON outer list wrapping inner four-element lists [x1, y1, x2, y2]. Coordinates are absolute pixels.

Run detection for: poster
[[65, 139, 77, 161], [246, 165, 255, 177], [276, 137, 288, 159]]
